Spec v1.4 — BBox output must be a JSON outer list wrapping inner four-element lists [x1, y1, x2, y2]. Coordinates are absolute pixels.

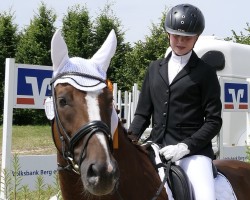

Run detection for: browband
[[50, 71, 106, 85]]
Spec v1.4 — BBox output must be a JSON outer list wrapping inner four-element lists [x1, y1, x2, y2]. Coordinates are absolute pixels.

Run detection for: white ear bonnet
[[51, 29, 117, 91], [45, 29, 117, 120]]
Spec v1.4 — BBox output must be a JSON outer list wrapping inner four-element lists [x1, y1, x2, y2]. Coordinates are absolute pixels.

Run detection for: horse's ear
[[91, 29, 117, 73], [51, 29, 69, 75]]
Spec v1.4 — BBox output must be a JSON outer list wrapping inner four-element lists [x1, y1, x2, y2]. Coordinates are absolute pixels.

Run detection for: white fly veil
[[51, 29, 117, 91], [45, 29, 117, 120]]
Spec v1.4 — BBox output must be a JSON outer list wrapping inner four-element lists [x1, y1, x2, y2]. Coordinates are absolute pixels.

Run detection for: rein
[[152, 161, 172, 200], [50, 72, 113, 174], [50, 72, 167, 199]]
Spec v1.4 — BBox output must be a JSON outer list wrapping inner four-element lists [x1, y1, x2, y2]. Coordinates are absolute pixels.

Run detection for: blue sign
[[16, 66, 52, 108], [224, 82, 248, 110]]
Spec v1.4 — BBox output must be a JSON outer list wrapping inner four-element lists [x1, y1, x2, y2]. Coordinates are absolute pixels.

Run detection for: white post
[[218, 76, 224, 159], [132, 83, 138, 114], [113, 83, 117, 107], [247, 79, 250, 146], [0, 58, 15, 199], [117, 90, 122, 118], [247, 112, 250, 145], [218, 123, 224, 159], [124, 91, 129, 128], [128, 92, 132, 126]]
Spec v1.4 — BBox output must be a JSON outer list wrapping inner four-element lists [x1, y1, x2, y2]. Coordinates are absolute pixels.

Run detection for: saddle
[[159, 161, 193, 200], [146, 144, 193, 200]]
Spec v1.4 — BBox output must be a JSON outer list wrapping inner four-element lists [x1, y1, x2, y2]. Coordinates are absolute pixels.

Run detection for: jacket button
[[163, 113, 167, 117], [164, 101, 168, 105], [166, 90, 169, 94]]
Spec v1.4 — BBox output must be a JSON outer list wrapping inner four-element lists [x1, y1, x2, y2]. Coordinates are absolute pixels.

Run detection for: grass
[[0, 125, 57, 155]]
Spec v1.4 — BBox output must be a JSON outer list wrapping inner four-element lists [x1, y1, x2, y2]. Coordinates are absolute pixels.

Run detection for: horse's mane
[[117, 120, 152, 157]]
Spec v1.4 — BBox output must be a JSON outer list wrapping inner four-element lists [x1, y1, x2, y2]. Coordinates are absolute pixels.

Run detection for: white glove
[[159, 143, 190, 162]]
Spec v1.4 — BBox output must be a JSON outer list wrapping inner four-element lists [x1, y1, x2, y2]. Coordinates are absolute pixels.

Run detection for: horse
[[46, 29, 250, 200], [50, 86, 167, 199]]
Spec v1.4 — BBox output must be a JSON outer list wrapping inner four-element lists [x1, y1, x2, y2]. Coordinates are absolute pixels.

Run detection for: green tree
[[62, 4, 94, 58], [123, 11, 169, 89], [0, 11, 18, 123], [92, 3, 132, 91], [14, 3, 56, 125], [226, 23, 250, 45], [61, 3, 132, 91], [15, 3, 56, 65]]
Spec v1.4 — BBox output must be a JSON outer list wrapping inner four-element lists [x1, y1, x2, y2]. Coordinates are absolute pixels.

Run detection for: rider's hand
[[127, 131, 139, 143], [159, 143, 190, 162]]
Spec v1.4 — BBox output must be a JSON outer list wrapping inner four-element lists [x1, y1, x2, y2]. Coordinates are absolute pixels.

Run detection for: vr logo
[[228, 89, 244, 109], [224, 83, 248, 110], [16, 67, 52, 109], [25, 77, 51, 106]]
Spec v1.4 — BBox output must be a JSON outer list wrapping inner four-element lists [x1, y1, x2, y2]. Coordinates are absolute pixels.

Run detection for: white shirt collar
[[170, 51, 192, 66], [168, 51, 192, 84]]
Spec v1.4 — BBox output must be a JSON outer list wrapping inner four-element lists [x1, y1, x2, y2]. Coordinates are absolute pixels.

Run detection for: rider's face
[[169, 34, 199, 56]]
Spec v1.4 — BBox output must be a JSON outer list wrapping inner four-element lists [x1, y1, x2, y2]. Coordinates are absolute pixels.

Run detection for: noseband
[[50, 72, 113, 174]]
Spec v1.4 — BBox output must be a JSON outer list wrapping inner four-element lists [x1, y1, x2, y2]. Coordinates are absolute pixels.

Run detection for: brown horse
[[50, 83, 168, 200], [50, 82, 250, 200], [47, 29, 250, 200]]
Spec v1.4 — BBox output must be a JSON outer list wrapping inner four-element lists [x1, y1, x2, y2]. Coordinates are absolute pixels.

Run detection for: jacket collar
[[159, 51, 199, 86]]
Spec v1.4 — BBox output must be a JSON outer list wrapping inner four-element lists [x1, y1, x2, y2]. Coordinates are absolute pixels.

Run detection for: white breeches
[[175, 155, 216, 200]]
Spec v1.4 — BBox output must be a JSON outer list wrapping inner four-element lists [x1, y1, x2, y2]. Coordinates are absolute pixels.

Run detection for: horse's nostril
[[87, 164, 100, 185], [88, 164, 99, 177], [87, 162, 118, 179]]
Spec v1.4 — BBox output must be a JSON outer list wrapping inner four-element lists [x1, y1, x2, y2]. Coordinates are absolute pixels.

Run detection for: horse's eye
[[58, 98, 67, 107]]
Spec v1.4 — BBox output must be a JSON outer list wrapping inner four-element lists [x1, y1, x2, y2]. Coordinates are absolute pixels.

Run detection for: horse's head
[[46, 29, 119, 196]]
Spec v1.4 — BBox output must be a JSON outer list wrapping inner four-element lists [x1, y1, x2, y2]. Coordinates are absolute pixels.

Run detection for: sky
[[1, 0, 249, 44]]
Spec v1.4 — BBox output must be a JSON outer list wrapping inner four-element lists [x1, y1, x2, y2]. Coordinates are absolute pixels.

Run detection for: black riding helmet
[[165, 4, 205, 36]]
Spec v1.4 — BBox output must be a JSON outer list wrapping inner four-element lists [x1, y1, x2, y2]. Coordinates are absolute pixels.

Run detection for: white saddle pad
[[215, 172, 237, 200]]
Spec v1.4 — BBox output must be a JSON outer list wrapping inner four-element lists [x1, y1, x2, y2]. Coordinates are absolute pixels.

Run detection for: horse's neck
[[113, 124, 168, 199]]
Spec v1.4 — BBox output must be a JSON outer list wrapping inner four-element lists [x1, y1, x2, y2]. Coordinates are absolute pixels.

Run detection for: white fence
[[112, 83, 153, 141], [113, 83, 140, 129]]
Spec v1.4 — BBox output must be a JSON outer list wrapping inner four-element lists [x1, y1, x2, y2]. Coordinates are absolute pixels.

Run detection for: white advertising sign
[[1, 59, 54, 199], [222, 146, 248, 162], [11, 155, 57, 190]]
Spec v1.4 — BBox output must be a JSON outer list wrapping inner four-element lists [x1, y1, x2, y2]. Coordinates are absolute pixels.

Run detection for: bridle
[[50, 72, 113, 174], [49, 72, 167, 199]]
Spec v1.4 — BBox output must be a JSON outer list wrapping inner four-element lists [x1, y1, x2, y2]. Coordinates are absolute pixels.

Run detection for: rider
[[128, 4, 222, 200]]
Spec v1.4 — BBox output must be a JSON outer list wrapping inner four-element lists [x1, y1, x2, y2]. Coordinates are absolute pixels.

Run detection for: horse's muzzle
[[83, 159, 120, 196]]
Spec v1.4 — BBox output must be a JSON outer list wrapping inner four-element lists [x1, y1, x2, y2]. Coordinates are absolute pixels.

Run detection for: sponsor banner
[[10, 155, 57, 191], [14, 64, 53, 109], [222, 79, 249, 112], [222, 146, 248, 162]]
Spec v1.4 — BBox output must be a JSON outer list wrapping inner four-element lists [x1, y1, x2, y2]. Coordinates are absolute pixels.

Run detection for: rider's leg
[[175, 155, 216, 200]]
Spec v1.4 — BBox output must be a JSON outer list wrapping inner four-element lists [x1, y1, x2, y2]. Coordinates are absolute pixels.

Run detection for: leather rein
[[50, 72, 113, 174], [49, 72, 166, 199]]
